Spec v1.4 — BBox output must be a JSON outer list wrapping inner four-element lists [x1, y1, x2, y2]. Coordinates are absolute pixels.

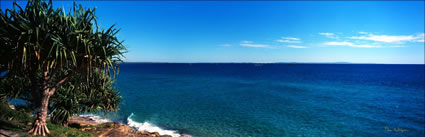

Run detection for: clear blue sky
[[2, 1, 424, 64]]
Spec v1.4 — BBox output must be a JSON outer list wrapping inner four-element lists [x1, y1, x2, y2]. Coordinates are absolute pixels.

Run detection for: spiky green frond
[[0, 0, 126, 77]]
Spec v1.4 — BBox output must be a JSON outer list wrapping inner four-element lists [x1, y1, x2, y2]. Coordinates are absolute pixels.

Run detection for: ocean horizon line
[[120, 62, 425, 65]]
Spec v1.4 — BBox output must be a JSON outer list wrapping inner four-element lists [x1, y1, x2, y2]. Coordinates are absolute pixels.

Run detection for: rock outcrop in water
[[69, 116, 172, 137]]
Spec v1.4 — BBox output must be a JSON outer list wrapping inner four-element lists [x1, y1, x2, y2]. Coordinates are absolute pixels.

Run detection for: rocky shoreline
[[69, 116, 172, 137]]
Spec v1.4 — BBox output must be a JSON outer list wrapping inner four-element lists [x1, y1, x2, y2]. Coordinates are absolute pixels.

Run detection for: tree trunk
[[31, 85, 41, 112], [30, 72, 41, 109], [28, 70, 70, 136], [28, 87, 51, 136]]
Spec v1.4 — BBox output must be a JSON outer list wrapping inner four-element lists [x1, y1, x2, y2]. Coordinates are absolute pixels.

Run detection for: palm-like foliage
[[50, 69, 121, 126], [0, 68, 122, 127], [0, 73, 31, 100], [0, 69, 122, 127], [1, 0, 124, 76], [0, 0, 125, 136]]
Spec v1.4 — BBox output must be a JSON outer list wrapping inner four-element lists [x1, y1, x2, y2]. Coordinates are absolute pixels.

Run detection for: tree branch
[[47, 68, 58, 83], [48, 72, 73, 95]]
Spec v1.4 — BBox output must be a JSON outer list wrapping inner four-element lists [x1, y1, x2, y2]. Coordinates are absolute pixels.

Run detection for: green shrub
[[0, 100, 33, 123]]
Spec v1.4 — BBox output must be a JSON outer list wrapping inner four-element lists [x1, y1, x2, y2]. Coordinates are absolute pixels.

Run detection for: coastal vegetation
[[0, 0, 125, 136], [0, 100, 94, 137], [1, 100, 170, 137]]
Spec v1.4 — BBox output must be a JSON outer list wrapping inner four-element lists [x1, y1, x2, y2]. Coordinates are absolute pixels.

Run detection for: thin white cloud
[[416, 33, 425, 42], [319, 32, 338, 39], [390, 45, 407, 48], [324, 41, 382, 48], [350, 33, 424, 43], [351, 45, 382, 48], [240, 43, 270, 48], [319, 32, 334, 36], [220, 44, 232, 47], [276, 37, 302, 43], [287, 45, 307, 48], [281, 37, 300, 41], [277, 40, 302, 43], [325, 41, 353, 46], [240, 41, 270, 48]]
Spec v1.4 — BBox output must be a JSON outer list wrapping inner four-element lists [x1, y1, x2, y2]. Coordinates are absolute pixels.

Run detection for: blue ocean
[[95, 63, 424, 137]]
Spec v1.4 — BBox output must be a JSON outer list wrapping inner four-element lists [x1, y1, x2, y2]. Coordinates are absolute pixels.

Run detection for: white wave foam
[[127, 113, 187, 137], [78, 114, 112, 123]]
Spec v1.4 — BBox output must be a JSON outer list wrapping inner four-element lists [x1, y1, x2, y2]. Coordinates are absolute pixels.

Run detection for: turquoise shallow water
[[102, 63, 424, 137]]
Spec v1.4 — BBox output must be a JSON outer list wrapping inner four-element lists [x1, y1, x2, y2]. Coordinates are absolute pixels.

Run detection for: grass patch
[[0, 100, 93, 137], [47, 121, 93, 137]]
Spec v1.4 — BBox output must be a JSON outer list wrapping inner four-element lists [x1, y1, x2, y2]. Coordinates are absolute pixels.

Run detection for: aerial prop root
[[28, 119, 50, 136]]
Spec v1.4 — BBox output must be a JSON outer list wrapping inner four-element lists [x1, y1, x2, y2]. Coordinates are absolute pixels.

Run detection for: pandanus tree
[[0, 0, 125, 136]]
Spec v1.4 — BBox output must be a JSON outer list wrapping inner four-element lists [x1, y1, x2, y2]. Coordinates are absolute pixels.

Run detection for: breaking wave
[[78, 114, 112, 123], [127, 113, 188, 137]]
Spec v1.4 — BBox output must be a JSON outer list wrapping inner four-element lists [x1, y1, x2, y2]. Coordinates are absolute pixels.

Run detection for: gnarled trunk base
[[28, 119, 50, 136], [28, 86, 52, 136]]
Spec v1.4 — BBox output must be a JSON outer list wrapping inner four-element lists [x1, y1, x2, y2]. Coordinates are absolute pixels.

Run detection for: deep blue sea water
[[101, 63, 424, 137]]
